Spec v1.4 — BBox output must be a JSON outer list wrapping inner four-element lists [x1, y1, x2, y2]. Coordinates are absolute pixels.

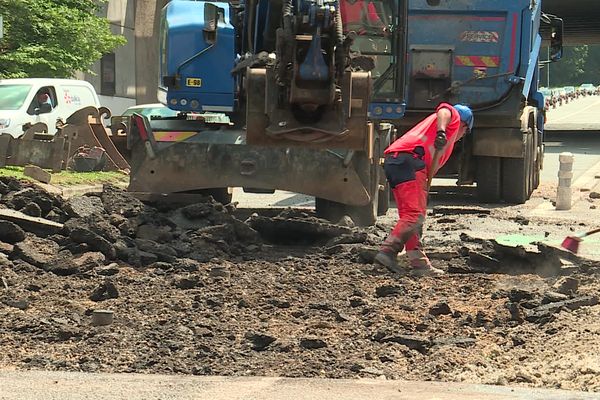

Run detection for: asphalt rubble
[[1, 177, 599, 392]]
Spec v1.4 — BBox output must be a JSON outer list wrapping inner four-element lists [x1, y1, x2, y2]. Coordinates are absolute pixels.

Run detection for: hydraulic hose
[[247, 0, 255, 52], [283, 0, 293, 30], [282, 0, 292, 18], [277, 0, 294, 84], [334, 1, 345, 81]]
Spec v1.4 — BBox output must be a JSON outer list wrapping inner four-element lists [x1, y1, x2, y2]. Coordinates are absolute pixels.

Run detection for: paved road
[[543, 95, 600, 185], [543, 130, 600, 186], [1, 372, 598, 400], [545, 94, 600, 131]]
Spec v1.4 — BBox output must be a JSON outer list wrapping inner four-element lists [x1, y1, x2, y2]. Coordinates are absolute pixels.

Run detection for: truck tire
[[502, 134, 531, 204], [533, 143, 542, 190], [527, 130, 535, 196], [476, 156, 502, 203], [377, 134, 390, 216], [207, 188, 233, 205], [315, 198, 346, 224]]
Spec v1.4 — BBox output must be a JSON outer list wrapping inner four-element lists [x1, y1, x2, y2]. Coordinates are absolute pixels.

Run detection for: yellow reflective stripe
[[480, 56, 499, 67], [154, 131, 197, 142], [456, 56, 474, 66]]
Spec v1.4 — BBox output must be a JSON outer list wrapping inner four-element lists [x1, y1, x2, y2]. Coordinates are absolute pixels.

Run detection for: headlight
[[0, 119, 10, 129]]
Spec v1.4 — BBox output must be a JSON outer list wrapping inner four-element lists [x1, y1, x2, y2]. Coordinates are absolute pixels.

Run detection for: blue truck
[[126, 0, 408, 225], [399, 0, 563, 203], [124, 0, 562, 225]]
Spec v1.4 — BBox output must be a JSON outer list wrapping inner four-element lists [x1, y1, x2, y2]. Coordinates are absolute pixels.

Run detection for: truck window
[[61, 85, 96, 108], [0, 85, 32, 110], [341, 0, 398, 98], [27, 86, 57, 115]]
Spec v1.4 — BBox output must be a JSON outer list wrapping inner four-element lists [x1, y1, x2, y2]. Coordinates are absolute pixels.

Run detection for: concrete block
[[23, 165, 51, 184]]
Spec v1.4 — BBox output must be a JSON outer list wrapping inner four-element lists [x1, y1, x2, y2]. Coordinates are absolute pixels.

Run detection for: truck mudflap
[[127, 118, 372, 207]]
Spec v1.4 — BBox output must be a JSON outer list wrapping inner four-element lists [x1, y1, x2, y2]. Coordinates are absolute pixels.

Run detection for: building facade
[[78, 0, 167, 115]]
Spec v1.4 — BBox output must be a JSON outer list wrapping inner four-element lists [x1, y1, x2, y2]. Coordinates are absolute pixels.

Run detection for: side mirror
[[549, 17, 563, 62], [203, 3, 223, 45]]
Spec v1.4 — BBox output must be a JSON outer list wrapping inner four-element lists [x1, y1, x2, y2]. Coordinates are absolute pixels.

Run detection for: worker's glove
[[434, 130, 447, 150]]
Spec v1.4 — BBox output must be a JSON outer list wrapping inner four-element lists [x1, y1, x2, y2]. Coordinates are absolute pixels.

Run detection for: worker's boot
[[408, 250, 445, 277], [374, 234, 405, 274]]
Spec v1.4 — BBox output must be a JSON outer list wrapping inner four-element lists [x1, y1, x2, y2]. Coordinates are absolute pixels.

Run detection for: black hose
[[335, 2, 345, 80], [335, 1, 344, 44], [277, 0, 294, 84], [247, 0, 255, 52], [283, 0, 292, 17], [282, 0, 293, 30]]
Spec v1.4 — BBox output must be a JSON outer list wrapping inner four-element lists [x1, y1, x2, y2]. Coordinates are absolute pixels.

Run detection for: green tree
[[581, 45, 600, 85], [548, 45, 588, 87], [0, 0, 126, 78]]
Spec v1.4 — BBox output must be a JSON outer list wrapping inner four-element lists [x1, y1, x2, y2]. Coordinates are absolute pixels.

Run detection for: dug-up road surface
[[0, 175, 600, 399]]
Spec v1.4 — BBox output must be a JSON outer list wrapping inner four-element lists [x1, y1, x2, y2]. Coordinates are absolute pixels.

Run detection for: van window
[[27, 86, 57, 115], [0, 84, 32, 110], [61, 85, 96, 108]]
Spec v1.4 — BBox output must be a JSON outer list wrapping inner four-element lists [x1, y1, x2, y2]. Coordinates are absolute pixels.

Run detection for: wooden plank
[[0, 208, 64, 236]]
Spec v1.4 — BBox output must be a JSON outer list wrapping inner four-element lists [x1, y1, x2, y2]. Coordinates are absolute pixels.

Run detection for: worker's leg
[[375, 153, 424, 272], [404, 169, 445, 276], [405, 233, 429, 267]]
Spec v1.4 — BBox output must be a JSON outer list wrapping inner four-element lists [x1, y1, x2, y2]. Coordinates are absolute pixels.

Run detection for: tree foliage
[[0, 0, 126, 78], [547, 45, 600, 87]]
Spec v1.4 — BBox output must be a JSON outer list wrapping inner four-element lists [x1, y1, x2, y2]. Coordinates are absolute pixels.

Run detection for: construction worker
[[374, 103, 474, 276], [340, 0, 386, 35], [36, 91, 53, 110]]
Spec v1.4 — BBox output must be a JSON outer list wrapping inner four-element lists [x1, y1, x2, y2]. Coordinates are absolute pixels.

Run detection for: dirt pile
[[1, 180, 600, 392], [0, 178, 267, 276]]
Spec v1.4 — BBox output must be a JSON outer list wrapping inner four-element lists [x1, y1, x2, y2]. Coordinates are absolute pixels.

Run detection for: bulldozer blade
[[65, 106, 130, 171]]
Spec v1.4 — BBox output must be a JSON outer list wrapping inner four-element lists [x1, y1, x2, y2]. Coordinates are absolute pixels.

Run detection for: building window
[[101, 53, 116, 96]]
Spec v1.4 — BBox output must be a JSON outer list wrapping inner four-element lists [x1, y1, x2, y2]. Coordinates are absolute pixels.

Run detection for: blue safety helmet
[[453, 104, 474, 132]]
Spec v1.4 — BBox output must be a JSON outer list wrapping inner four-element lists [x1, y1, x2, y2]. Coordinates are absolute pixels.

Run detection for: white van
[[0, 78, 101, 137]]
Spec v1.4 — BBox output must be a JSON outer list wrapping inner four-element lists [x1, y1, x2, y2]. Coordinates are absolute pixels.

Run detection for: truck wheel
[[376, 134, 390, 216], [527, 130, 535, 196], [476, 156, 502, 203], [206, 188, 233, 205], [502, 134, 531, 204], [315, 197, 346, 223], [533, 143, 542, 190]]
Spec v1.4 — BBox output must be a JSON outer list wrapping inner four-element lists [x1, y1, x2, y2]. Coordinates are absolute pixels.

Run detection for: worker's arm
[[435, 107, 452, 132], [434, 107, 452, 150]]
